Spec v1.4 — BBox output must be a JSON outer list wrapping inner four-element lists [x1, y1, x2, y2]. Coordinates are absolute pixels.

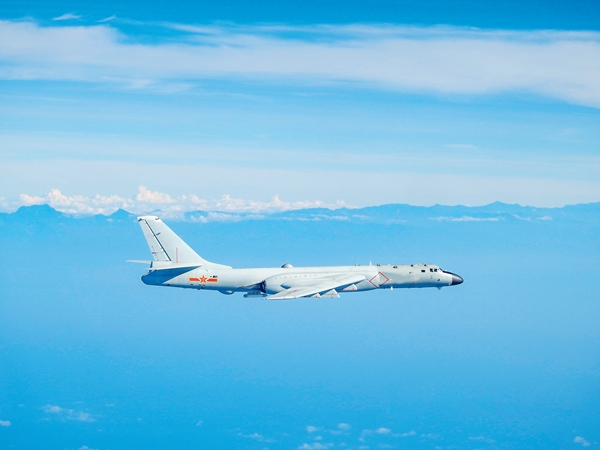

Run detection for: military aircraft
[[135, 216, 463, 300]]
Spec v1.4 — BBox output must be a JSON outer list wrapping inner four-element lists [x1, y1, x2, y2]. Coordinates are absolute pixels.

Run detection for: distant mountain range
[[1, 202, 599, 225]]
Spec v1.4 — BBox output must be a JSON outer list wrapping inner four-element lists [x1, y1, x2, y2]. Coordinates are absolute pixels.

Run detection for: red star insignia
[[199, 275, 207, 283]]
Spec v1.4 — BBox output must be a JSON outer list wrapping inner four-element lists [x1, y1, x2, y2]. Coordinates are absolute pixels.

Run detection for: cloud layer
[[14, 186, 343, 217], [1, 20, 599, 106], [43, 405, 96, 422]]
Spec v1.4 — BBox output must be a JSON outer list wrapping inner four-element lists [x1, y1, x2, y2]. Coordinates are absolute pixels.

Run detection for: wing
[[265, 274, 366, 300]]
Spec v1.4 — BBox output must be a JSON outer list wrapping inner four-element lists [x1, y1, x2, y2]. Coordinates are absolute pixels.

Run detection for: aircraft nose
[[451, 274, 464, 285]]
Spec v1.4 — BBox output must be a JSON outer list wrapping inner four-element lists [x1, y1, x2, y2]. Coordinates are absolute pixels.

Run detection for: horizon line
[[3, 200, 599, 220]]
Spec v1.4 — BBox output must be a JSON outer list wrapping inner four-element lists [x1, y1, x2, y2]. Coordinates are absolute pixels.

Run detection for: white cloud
[[431, 216, 502, 222], [420, 433, 441, 439], [362, 427, 394, 437], [44, 405, 63, 414], [0, 420, 11, 427], [574, 436, 591, 447], [19, 193, 45, 206], [469, 435, 495, 443], [187, 212, 265, 223], [398, 430, 416, 437], [298, 443, 333, 450], [73, 411, 95, 422], [364, 429, 416, 439], [320, 423, 351, 436], [4, 152, 599, 210], [20, 189, 133, 215], [244, 433, 264, 439], [306, 426, 321, 433], [13, 187, 340, 217], [136, 185, 174, 204], [52, 13, 81, 21], [0, 21, 599, 107], [239, 432, 276, 443], [43, 405, 96, 422], [97, 16, 116, 23]]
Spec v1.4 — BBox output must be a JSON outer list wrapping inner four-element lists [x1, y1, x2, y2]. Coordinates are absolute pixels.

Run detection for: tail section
[[137, 216, 229, 268]]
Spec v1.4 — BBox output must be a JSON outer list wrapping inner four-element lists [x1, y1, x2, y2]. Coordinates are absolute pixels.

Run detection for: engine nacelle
[[262, 275, 288, 294], [262, 274, 315, 294]]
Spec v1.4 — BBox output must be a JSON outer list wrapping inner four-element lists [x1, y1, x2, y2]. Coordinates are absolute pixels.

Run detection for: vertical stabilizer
[[137, 216, 220, 266]]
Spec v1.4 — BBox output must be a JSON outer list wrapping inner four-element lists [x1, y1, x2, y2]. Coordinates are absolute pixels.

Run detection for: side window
[[421, 269, 426, 273]]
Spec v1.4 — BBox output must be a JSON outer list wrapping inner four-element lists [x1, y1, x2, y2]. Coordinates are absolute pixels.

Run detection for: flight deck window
[[421, 269, 425, 273]]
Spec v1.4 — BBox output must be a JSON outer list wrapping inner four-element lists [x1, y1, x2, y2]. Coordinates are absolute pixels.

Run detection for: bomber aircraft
[[135, 216, 463, 300]]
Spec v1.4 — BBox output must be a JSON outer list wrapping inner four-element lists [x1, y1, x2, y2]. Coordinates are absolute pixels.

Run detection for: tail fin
[[137, 216, 229, 268]]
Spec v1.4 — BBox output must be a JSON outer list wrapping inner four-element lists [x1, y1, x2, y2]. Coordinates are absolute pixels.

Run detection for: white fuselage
[[142, 263, 458, 296]]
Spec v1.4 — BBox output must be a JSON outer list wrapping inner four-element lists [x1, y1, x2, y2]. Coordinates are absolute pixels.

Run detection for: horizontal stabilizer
[[141, 265, 199, 285]]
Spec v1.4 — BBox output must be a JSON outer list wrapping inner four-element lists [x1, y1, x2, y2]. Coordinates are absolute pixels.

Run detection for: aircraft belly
[[355, 279, 378, 291]]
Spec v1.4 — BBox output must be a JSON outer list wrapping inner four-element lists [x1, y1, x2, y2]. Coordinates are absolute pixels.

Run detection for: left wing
[[265, 273, 366, 300]]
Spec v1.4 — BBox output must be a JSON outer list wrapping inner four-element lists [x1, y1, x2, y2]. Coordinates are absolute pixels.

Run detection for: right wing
[[265, 273, 366, 300]]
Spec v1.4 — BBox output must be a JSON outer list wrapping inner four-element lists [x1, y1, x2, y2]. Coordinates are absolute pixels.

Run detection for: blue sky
[[4, 0, 600, 29], [1, 0, 600, 213], [1, 2, 600, 449]]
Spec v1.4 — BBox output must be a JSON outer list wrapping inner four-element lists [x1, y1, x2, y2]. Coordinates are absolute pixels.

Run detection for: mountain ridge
[[1, 201, 599, 225]]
